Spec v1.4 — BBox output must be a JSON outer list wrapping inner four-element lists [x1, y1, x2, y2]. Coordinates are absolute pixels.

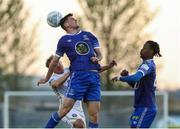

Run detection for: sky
[[147, 0, 180, 90], [24, 0, 180, 90]]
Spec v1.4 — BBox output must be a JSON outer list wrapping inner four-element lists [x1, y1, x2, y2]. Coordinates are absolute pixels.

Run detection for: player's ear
[[150, 49, 154, 54], [64, 22, 69, 30]]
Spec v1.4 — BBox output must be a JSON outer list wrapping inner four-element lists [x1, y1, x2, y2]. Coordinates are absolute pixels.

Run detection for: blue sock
[[45, 112, 61, 128], [88, 121, 98, 128]]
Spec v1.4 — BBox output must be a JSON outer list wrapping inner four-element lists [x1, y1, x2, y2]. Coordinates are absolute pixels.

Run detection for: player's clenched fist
[[109, 60, 117, 68], [37, 78, 48, 86], [90, 56, 100, 63], [112, 76, 119, 82], [120, 69, 129, 76]]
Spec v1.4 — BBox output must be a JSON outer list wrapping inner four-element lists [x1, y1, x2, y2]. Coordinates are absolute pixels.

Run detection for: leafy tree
[[78, 0, 157, 90], [0, 0, 39, 99]]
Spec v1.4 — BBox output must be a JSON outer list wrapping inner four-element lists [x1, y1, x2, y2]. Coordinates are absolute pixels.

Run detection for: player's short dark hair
[[60, 13, 73, 30], [146, 40, 162, 57], [46, 55, 54, 68]]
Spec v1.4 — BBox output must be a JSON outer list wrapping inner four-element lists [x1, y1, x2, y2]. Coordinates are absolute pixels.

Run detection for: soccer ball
[[47, 11, 62, 27]]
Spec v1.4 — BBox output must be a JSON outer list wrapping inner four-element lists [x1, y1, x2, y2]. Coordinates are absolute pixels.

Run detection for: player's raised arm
[[37, 56, 60, 86], [51, 72, 70, 88], [112, 69, 136, 88], [95, 48, 103, 61], [119, 71, 144, 83], [88, 32, 103, 63], [99, 60, 117, 73], [118, 62, 154, 84], [112, 70, 143, 84], [91, 48, 103, 63]]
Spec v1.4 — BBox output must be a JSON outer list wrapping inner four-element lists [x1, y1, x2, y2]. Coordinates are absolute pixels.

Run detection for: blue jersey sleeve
[[137, 63, 152, 76], [55, 37, 65, 57], [88, 32, 100, 48], [119, 71, 144, 84]]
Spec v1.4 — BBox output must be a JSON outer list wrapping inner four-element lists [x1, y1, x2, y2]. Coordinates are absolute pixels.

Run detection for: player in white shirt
[[39, 55, 85, 128], [38, 55, 117, 128], [49, 68, 86, 128]]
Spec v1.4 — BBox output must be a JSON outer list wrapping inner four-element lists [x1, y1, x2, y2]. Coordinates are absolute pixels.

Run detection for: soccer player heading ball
[[38, 13, 104, 128], [112, 40, 162, 128]]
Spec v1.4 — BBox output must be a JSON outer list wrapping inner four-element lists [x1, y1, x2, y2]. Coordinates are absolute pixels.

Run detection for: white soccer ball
[[47, 11, 62, 27]]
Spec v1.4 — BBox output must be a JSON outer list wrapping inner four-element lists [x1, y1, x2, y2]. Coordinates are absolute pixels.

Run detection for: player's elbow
[[132, 78, 141, 82], [133, 72, 143, 82], [127, 78, 141, 83], [51, 81, 59, 88], [127, 72, 143, 83], [95, 49, 103, 61], [98, 54, 103, 61]]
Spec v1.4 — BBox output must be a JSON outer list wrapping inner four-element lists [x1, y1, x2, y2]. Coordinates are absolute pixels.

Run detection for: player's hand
[[37, 78, 48, 86], [109, 60, 117, 68], [120, 69, 129, 76], [90, 56, 99, 63], [112, 76, 119, 82]]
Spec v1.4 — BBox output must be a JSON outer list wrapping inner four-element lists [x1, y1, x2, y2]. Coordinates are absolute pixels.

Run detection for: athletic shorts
[[62, 107, 86, 126], [130, 107, 157, 128], [57, 96, 86, 127], [66, 71, 101, 101]]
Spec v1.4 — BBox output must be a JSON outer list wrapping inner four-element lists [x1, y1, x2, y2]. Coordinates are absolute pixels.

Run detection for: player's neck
[[54, 71, 64, 74], [67, 28, 81, 35], [54, 68, 64, 74], [142, 57, 153, 61]]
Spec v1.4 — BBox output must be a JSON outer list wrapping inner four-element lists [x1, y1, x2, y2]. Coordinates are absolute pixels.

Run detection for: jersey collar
[[143, 59, 154, 63], [66, 30, 82, 36]]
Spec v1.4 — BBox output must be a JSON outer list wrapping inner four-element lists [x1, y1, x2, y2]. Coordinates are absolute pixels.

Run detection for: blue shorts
[[130, 107, 157, 128], [66, 71, 101, 101]]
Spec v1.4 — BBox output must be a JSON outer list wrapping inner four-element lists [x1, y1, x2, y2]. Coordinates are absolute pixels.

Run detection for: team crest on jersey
[[72, 113, 78, 117], [75, 41, 90, 55]]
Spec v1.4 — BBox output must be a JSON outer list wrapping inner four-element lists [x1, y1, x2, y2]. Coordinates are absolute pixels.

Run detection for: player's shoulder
[[64, 67, 70, 73], [144, 59, 155, 66], [142, 59, 155, 70], [58, 34, 69, 41], [81, 30, 89, 33], [57, 35, 67, 46], [48, 69, 69, 83]]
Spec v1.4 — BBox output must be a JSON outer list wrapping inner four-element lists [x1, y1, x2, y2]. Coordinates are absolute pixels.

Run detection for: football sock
[[88, 121, 98, 128], [45, 111, 61, 128]]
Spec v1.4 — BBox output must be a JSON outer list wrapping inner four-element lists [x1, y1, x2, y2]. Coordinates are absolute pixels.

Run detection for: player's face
[[66, 16, 79, 29], [140, 43, 153, 59], [54, 61, 64, 74]]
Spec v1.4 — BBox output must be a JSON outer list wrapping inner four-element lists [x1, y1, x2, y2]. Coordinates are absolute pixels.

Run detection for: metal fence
[[3, 91, 168, 128]]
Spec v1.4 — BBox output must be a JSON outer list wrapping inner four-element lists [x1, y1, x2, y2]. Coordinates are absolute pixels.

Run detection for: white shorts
[[62, 108, 86, 128], [55, 93, 86, 127], [62, 107, 86, 127]]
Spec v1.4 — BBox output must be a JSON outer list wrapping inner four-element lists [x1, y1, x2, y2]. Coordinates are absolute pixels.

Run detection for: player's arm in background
[[112, 63, 152, 87], [51, 72, 70, 88], [112, 69, 143, 85], [99, 60, 117, 73], [88, 32, 103, 63], [92, 48, 103, 63], [47, 37, 67, 87], [37, 38, 64, 85], [37, 56, 60, 85], [112, 69, 136, 88]]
